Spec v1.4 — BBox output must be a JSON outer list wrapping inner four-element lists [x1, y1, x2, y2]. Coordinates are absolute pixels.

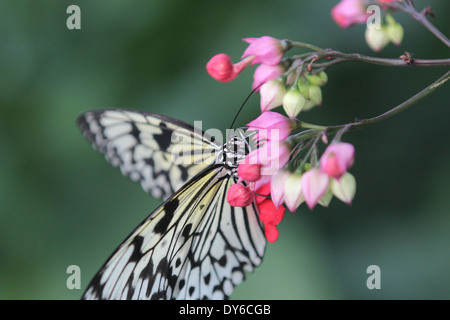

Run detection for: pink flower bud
[[237, 162, 261, 182], [246, 140, 290, 177], [301, 168, 330, 210], [206, 53, 253, 82], [320, 142, 355, 179], [227, 183, 254, 207], [242, 36, 286, 66], [252, 63, 285, 90], [247, 111, 293, 142], [331, 0, 369, 29]]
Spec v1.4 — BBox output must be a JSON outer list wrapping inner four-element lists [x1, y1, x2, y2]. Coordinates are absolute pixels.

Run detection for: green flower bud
[[318, 71, 328, 86], [282, 87, 307, 118], [385, 14, 396, 26], [298, 82, 310, 100], [330, 173, 356, 205], [303, 100, 316, 111], [308, 85, 322, 106], [318, 189, 333, 207], [365, 26, 389, 52], [386, 22, 404, 46], [305, 74, 324, 86]]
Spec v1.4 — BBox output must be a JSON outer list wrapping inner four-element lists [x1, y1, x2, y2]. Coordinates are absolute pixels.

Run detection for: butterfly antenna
[[229, 86, 261, 129]]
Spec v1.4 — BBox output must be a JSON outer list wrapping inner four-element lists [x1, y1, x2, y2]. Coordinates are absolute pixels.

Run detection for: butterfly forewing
[[77, 109, 219, 200]]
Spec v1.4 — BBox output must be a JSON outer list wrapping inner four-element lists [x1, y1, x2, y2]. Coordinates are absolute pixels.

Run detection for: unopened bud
[[227, 183, 254, 207], [298, 82, 310, 100], [365, 26, 389, 52], [282, 87, 307, 118], [308, 85, 322, 106], [330, 172, 356, 205], [260, 79, 287, 112], [284, 172, 304, 212], [386, 22, 404, 46], [318, 71, 328, 85], [305, 74, 326, 87], [318, 189, 333, 207]]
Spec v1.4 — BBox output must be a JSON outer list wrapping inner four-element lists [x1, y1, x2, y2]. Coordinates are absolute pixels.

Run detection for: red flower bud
[[206, 53, 253, 82], [226, 183, 254, 207]]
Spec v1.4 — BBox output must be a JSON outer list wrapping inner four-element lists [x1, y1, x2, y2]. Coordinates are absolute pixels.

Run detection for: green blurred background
[[0, 0, 449, 300]]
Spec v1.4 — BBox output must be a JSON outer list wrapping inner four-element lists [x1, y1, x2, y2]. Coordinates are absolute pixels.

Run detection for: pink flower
[[254, 175, 272, 192], [259, 79, 286, 113], [320, 142, 355, 179], [378, 0, 395, 9], [247, 111, 294, 142], [331, 0, 369, 28], [242, 36, 286, 66], [301, 168, 330, 210], [246, 140, 291, 177], [226, 183, 254, 207], [237, 162, 261, 182], [252, 63, 285, 90], [206, 53, 254, 82]]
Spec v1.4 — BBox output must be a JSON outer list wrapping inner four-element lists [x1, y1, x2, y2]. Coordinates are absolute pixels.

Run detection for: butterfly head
[[216, 135, 248, 169]]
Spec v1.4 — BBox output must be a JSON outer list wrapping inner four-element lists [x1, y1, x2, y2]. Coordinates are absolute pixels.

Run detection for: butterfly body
[[78, 109, 266, 300]]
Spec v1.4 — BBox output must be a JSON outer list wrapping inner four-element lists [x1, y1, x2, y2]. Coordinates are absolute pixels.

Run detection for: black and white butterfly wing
[[77, 109, 219, 200], [82, 165, 266, 300]]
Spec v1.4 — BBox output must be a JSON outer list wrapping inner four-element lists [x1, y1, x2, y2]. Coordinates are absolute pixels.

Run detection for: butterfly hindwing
[[77, 109, 219, 200], [82, 165, 266, 300]]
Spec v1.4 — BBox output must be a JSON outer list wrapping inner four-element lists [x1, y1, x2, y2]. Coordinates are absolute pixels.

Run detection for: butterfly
[[77, 109, 266, 300]]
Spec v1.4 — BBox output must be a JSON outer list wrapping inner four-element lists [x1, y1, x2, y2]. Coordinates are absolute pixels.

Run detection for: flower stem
[[292, 70, 450, 140], [323, 52, 450, 67], [296, 120, 327, 131], [289, 41, 450, 68], [348, 70, 450, 129], [288, 41, 327, 53], [388, 1, 450, 48]]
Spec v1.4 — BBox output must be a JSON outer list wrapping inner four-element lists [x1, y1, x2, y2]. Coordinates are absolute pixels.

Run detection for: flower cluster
[[224, 110, 356, 243], [276, 142, 357, 212], [331, 0, 404, 51], [206, 36, 357, 243]]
